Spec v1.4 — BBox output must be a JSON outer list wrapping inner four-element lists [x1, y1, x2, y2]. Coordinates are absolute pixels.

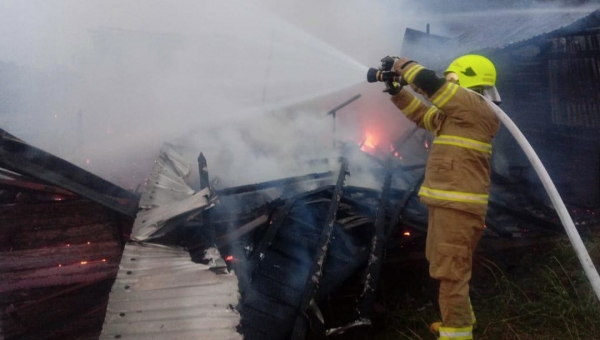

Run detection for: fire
[[225, 255, 234, 261], [361, 132, 379, 152], [403, 231, 411, 237]]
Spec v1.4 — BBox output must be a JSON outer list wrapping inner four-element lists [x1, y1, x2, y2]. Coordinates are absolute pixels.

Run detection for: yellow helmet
[[444, 55, 497, 89]]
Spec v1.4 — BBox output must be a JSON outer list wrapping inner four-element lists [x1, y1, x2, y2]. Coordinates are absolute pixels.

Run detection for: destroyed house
[[402, 8, 600, 207], [0, 115, 585, 339]]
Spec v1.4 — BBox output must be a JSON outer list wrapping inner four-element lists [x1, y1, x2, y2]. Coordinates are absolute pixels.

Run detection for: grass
[[334, 233, 600, 340]]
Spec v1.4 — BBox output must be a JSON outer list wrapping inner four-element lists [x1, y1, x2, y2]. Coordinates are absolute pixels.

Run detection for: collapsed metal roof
[[0, 128, 139, 218], [101, 243, 241, 340]]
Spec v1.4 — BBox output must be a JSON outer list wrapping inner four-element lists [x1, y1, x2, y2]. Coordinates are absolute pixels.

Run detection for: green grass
[[470, 237, 600, 340], [336, 234, 600, 340]]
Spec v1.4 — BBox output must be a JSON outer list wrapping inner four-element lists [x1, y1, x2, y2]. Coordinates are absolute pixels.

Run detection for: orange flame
[[361, 132, 379, 152], [403, 231, 411, 237], [225, 255, 234, 261]]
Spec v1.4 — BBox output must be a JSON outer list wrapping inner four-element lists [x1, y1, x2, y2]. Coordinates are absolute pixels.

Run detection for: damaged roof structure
[[2, 122, 588, 339]]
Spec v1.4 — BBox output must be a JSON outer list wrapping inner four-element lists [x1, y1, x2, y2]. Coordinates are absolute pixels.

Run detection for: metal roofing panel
[[139, 144, 196, 209], [131, 187, 214, 241], [451, 8, 599, 53], [101, 242, 242, 340]]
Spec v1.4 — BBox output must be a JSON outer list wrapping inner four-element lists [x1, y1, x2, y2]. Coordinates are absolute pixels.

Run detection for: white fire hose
[[479, 93, 600, 303]]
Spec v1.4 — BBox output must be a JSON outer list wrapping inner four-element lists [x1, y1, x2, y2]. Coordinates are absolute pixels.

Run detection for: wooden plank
[[0, 261, 119, 293], [0, 241, 121, 271], [0, 223, 117, 251], [0, 200, 115, 225], [0, 178, 76, 197]]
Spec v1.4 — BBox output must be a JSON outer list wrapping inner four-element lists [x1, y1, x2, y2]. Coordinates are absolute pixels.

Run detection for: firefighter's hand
[[380, 55, 399, 71], [392, 57, 417, 75], [384, 81, 402, 95]]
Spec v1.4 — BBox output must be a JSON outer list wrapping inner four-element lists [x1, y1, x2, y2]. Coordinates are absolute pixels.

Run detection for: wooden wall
[[0, 198, 128, 339]]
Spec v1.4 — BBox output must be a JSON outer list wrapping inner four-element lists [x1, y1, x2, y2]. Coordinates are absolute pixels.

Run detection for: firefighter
[[386, 55, 501, 339]]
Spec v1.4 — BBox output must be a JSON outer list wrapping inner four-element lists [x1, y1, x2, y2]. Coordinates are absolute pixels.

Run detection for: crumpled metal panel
[[131, 187, 215, 241], [132, 144, 217, 241], [140, 144, 196, 209], [101, 242, 242, 340]]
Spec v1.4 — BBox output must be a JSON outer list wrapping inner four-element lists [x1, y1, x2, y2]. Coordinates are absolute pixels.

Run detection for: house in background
[[401, 8, 600, 207]]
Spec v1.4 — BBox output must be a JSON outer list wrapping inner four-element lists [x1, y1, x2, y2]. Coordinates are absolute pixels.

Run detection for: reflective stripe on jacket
[[391, 62, 500, 216], [439, 325, 473, 340]]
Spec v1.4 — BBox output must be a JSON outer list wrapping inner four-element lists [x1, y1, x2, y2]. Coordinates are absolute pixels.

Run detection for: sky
[[0, 0, 597, 189]]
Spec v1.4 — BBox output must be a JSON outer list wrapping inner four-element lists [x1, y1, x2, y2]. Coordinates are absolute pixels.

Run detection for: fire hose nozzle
[[367, 68, 401, 83]]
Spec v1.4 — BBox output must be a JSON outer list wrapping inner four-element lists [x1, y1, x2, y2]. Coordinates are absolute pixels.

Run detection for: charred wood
[[357, 162, 392, 321], [290, 158, 348, 340], [217, 171, 332, 196]]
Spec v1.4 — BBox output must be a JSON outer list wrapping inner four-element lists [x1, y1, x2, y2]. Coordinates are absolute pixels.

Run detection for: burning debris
[[96, 137, 586, 340], [0, 122, 597, 339]]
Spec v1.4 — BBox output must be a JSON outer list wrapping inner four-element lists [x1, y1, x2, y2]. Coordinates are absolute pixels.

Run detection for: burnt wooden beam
[[247, 200, 295, 279], [215, 214, 269, 248], [198, 153, 209, 190], [357, 161, 393, 321], [0, 178, 76, 197], [290, 158, 348, 340], [0, 167, 22, 179], [327, 94, 361, 146], [196, 152, 215, 248], [217, 171, 332, 196], [0, 129, 138, 218]]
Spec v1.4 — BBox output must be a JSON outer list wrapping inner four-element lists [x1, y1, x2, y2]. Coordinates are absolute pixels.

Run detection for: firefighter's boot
[[430, 321, 442, 334], [438, 325, 473, 340]]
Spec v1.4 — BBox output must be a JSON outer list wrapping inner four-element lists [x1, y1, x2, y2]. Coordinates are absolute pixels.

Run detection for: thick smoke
[[0, 0, 594, 190], [0, 0, 426, 190]]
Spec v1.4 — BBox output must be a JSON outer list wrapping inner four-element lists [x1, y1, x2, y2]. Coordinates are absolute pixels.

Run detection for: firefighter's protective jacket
[[391, 62, 500, 216]]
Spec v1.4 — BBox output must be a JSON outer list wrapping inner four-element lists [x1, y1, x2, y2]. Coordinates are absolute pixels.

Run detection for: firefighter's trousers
[[426, 206, 484, 331]]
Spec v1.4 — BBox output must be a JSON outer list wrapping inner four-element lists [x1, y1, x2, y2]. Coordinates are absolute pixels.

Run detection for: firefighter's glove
[[392, 57, 417, 75], [380, 55, 400, 71], [384, 81, 402, 95]]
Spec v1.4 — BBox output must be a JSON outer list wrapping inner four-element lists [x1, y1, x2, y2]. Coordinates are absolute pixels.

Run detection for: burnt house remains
[[1, 123, 580, 339]]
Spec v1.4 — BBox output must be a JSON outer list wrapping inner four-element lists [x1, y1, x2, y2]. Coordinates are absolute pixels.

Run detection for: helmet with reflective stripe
[[444, 55, 496, 89]]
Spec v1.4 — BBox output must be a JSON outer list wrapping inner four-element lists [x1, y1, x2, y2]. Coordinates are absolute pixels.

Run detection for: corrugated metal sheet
[[101, 242, 242, 340], [139, 144, 195, 209], [403, 8, 600, 70], [132, 144, 217, 241], [452, 8, 599, 54]]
